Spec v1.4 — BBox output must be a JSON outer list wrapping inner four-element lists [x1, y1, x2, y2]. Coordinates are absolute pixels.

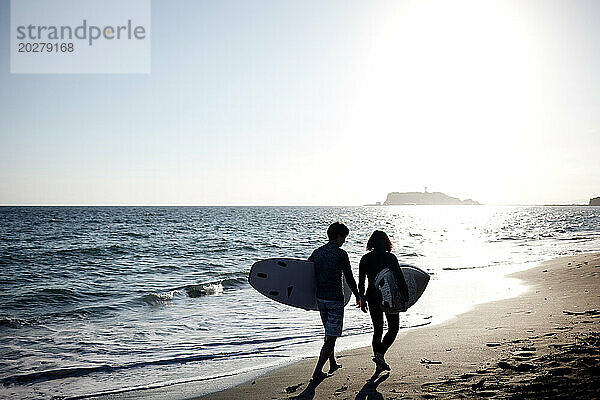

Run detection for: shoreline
[[94, 253, 600, 399], [95, 261, 533, 400], [197, 252, 599, 400]]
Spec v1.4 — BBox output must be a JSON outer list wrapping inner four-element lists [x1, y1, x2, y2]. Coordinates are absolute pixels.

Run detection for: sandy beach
[[198, 253, 600, 400], [4, 1, 600, 399]]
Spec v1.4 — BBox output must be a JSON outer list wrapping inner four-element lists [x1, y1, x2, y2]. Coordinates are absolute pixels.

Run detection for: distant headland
[[367, 190, 481, 206]]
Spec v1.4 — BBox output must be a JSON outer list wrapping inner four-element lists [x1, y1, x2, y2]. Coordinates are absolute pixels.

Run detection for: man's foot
[[328, 363, 342, 373], [372, 353, 391, 371], [311, 370, 328, 382]]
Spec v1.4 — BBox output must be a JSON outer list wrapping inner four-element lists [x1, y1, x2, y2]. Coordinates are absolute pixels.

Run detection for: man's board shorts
[[316, 298, 344, 337]]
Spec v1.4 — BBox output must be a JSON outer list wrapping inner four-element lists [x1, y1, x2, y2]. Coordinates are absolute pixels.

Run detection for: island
[[382, 191, 480, 205], [590, 197, 600, 206]]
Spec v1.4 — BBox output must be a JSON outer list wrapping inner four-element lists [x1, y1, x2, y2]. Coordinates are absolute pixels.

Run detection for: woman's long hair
[[366, 230, 393, 252]]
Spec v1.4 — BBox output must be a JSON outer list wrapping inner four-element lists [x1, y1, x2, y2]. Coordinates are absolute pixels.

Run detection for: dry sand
[[201, 253, 600, 400]]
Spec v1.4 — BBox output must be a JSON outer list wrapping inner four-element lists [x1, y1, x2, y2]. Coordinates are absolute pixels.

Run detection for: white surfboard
[[374, 264, 430, 313], [248, 258, 352, 311]]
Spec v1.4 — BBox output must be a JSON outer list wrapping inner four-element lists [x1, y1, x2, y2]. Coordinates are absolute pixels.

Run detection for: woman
[[358, 230, 409, 372]]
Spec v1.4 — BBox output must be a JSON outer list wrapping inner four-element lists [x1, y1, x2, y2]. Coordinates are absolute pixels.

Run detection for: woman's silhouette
[[358, 230, 409, 372]]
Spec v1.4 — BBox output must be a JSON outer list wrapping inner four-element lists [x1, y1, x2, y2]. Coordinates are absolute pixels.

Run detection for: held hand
[[358, 296, 368, 313]]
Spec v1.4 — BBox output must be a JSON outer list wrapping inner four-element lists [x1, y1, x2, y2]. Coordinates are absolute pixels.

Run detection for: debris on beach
[[562, 309, 599, 316], [420, 332, 600, 400], [420, 358, 442, 365]]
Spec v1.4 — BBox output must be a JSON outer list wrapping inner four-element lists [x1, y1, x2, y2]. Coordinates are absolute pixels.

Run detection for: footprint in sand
[[497, 361, 535, 372], [549, 367, 573, 376], [475, 391, 498, 397], [334, 384, 348, 394], [285, 383, 304, 394], [520, 347, 536, 352], [513, 351, 536, 361]]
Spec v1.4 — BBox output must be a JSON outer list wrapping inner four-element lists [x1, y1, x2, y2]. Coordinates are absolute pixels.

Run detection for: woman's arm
[[358, 255, 366, 298]]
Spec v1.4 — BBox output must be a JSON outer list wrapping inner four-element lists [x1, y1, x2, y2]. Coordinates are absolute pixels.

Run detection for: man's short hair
[[327, 222, 349, 240]]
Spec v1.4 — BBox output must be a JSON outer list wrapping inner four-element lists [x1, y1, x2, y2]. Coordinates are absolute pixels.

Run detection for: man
[[308, 222, 365, 381]]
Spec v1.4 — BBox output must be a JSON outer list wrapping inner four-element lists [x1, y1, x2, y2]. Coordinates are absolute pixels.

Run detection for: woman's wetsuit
[[358, 250, 409, 356]]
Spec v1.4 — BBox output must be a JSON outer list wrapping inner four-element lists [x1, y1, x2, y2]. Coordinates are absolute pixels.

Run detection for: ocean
[[1, 206, 599, 399]]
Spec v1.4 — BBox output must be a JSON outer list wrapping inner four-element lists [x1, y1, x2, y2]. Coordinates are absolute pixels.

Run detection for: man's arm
[[340, 251, 359, 300]]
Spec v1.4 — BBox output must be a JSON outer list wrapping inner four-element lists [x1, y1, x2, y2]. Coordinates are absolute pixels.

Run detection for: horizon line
[[0, 203, 593, 207]]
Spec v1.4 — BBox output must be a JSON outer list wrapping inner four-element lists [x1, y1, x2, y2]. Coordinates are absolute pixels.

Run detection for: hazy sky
[[1, 0, 599, 205]]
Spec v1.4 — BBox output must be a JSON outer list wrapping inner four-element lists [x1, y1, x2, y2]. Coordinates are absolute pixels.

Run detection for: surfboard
[[248, 258, 352, 311], [373, 264, 430, 313]]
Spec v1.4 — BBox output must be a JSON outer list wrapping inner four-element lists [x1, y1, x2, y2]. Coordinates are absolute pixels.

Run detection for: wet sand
[[201, 253, 600, 399]]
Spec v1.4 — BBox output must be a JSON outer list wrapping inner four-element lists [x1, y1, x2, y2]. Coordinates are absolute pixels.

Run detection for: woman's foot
[[328, 363, 342, 373], [372, 353, 391, 371], [372, 364, 386, 378]]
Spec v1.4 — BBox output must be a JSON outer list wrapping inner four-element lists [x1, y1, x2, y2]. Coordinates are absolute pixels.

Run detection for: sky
[[1, 0, 599, 205]]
